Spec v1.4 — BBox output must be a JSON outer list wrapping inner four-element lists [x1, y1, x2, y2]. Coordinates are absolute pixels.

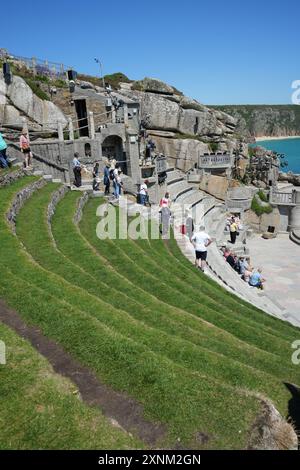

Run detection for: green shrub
[[209, 142, 219, 153], [251, 195, 273, 216], [257, 189, 268, 202], [35, 74, 50, 83], [23, 77, 50, 101]]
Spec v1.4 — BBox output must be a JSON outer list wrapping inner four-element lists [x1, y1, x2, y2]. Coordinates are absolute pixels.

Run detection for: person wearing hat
[[103, 161, 111, 195], [19, 130, 32, 169], [72, 152, 82, 187]]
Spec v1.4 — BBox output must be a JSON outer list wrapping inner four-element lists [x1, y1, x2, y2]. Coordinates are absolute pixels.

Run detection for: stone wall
[[6, 178, 46, 233], [73, 191, 90, 225], [0, 168, 26, 187]]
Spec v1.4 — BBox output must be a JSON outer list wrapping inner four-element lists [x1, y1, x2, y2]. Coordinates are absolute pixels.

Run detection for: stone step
[[166, 170, 184, 185], [167, 180, 195, 200], [92, 190, 105, 198], [290, 230, 300, 245], [52, 178, 62, 183], [33, 170, 44, 176], [176, 189, 207, 206], [43, 175, 53, 181]]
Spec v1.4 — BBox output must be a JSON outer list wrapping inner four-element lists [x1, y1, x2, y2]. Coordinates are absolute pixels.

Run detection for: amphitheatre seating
[[167, 179, 195, 200], [0, 176, 299, 450]]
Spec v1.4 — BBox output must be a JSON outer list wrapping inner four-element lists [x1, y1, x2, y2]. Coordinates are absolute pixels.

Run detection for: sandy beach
[[255, 135, 300, 142]]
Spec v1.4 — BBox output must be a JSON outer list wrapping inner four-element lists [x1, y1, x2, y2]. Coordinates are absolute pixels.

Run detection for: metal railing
[[0, 50, 70, 78]]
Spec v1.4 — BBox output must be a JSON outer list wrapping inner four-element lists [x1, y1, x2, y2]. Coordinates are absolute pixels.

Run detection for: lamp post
[[94, 58, 105, 89]]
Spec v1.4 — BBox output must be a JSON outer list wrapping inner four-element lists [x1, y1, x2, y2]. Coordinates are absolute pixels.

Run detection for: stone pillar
[[124, 103, 129, 126], [68, 118, 74, 141], [126, 132, 141, 185], [89, 111, 95, 139], [289, 190, 300, 231], [112, 107, 116, 124], [57, 121, 64, 141]]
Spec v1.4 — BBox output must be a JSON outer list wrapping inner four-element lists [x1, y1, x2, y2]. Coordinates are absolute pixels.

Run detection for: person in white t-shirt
[[191, 226, 212, 272], [139, 180, 149, 205]]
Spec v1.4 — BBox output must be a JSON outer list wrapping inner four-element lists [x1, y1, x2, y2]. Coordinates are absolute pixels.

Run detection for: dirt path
[[0, 299, 167, 447]]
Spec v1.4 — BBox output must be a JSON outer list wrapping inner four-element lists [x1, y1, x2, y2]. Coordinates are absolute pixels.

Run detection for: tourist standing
[[159, 192, 171, 209], [103, 161, 110, 195], [229, 217, 238, 244], [19, 130, 32, 169], [0, 132, 9, 168], [191, 225, 212, 272], [72, 152, 82, 187], [115, 169, 123, 199], [93, 162, 99, 178], [112, 164, 120, 198], [139, 180, 149, 206]]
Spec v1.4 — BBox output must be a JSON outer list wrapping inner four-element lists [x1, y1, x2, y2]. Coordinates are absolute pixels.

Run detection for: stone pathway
[[247, 233, 300, 324]]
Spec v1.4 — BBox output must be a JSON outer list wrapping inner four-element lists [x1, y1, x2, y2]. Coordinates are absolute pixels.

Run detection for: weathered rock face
[[199, 174, 230, 200], [0, 73, 67, 129], [120, 77, 237, 170], [149, 132, 210, 172], [133, 77, 175, 95], [244, 207, 281, 233], [248, 400, 298, 450]]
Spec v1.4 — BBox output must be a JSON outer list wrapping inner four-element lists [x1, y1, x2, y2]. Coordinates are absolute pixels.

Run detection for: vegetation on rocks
[[251, 191, 273, 216]]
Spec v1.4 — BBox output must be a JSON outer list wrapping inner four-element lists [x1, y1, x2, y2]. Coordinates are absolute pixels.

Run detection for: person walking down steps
[[191, 225, 212, 273], [72, 152, 82, 188]]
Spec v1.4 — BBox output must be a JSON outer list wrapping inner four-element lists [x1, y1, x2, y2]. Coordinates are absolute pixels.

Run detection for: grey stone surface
[[247, 233, 300, 323], [6, 178, 46, 233], [0, 73, 67, 129], [248, 400, 298, 450]]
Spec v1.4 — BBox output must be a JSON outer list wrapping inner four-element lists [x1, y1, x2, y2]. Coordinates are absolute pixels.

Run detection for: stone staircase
[[164, 167, 292, 322]]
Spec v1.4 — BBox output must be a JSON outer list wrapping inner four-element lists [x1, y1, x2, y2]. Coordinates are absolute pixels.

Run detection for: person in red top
[[19, 130, 32, 169], [159, 192, 171, 208]]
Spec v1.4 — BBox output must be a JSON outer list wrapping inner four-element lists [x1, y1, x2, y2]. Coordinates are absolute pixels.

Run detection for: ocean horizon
[[254, 137, 300, 174]]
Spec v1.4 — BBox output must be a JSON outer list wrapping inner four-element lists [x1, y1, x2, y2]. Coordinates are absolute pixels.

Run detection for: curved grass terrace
[[0, 177, 299, 449]]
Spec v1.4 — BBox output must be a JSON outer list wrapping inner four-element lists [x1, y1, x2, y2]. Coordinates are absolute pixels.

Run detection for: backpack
[[109, 169, 115, 180]]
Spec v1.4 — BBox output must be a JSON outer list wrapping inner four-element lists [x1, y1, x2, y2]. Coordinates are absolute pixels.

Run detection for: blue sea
[[254, 137, 300, 174]]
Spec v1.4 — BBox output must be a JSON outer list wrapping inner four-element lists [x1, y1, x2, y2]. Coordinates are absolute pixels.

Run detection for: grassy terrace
[[0, 178, 299, 449], [0, 178, 140, 449]]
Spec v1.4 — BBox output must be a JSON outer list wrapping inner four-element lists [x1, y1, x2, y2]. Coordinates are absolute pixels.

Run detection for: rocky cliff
[[118, 78, 239, 171], [0, 72, 67, 130], [211, 105, 300, 140]]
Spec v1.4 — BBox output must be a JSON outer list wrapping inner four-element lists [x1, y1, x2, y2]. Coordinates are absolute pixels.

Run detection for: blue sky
[[2, 0, 300, 104]]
